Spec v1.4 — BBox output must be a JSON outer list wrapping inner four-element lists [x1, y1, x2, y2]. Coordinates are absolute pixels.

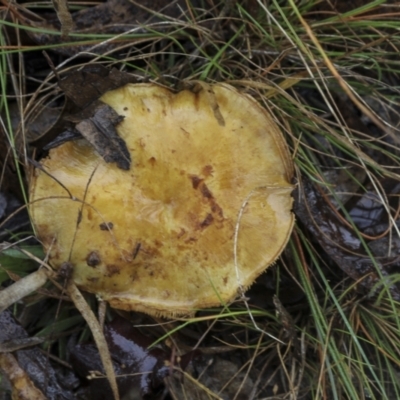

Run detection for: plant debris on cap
[[29, 82, 294, 317]]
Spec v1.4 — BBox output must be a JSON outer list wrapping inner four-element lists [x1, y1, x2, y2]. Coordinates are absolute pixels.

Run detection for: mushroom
[[30, 82, 294, 317]]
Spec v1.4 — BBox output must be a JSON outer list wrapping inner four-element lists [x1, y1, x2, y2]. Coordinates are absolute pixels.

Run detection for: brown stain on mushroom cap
[[30, 83, 294, 317]]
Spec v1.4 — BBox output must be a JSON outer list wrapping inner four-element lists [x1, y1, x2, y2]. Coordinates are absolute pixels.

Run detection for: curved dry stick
[[0, 269, 48, 314]]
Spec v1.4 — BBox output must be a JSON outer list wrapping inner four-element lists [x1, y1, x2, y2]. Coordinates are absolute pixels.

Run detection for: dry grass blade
[[67, 282, 120, 400], [51, 0, 74, 39]]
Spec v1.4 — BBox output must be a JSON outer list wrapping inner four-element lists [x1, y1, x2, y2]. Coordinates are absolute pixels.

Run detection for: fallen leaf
[[294, 178, 400, 299], [58, 66, 136, 110], [32, 67, 135, 169], [0, 310, 78, 400], [70, 316, 173, 399], [74, 101, 130, 170]]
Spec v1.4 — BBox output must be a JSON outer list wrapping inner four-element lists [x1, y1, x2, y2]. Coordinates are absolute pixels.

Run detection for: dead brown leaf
[[74, 101, 130, 170]]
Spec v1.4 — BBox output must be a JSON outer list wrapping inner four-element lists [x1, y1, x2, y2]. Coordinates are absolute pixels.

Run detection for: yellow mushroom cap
[[30, 83, 294, 317]]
